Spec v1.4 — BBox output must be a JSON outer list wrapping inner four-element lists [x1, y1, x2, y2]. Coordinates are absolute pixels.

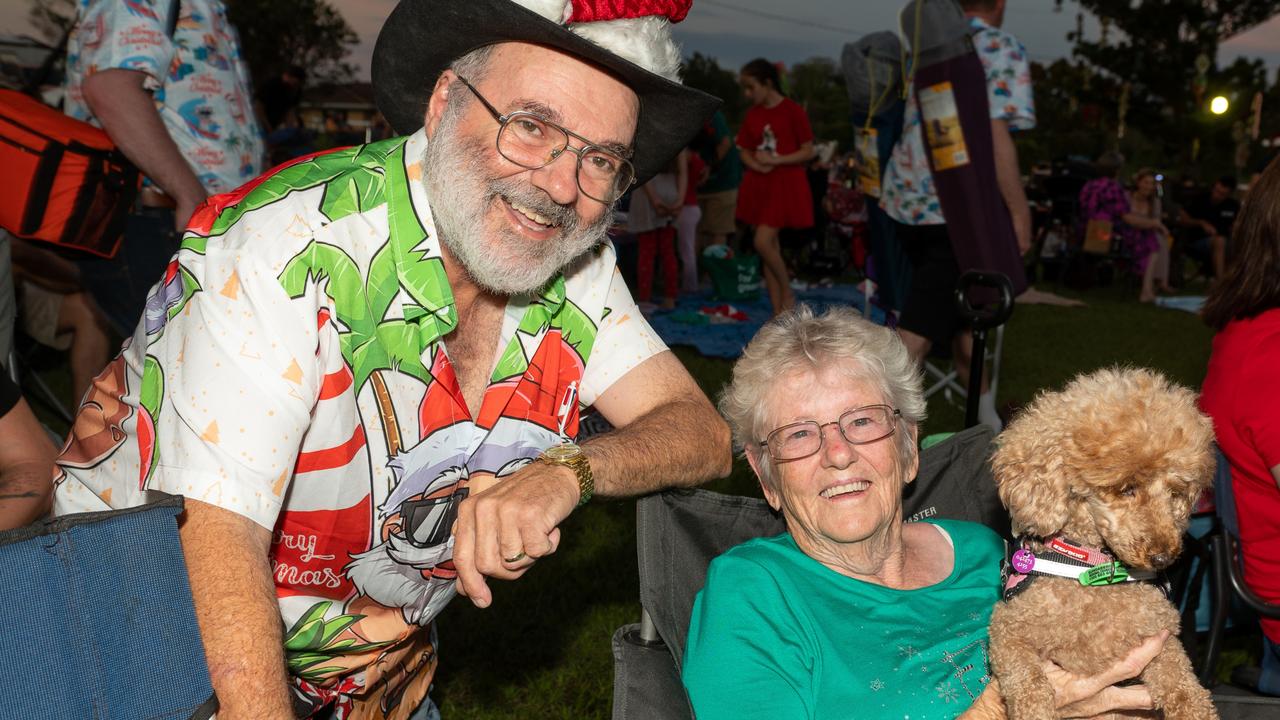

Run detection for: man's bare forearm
[[991, 119, 1031, 251], [179, 499, 294, 719], [81, 69, 207, 210], [583, 397, 731, 497]]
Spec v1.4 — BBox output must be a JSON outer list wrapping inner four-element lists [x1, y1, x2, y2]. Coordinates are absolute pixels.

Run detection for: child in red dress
[[735, 58, 816, 315]]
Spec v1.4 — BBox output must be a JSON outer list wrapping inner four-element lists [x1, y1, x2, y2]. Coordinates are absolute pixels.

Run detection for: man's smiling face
[[421, 43, 640, 295]]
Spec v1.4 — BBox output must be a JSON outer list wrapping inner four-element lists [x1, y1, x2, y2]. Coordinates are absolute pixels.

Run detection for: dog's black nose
[[1151, 553, 1172, 569]]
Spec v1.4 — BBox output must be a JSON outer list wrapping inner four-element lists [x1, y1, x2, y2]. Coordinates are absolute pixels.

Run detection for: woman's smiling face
[[753, 361, 917, 554]]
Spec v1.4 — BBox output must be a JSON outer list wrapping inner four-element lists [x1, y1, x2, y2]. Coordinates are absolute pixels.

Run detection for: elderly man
[[51, 1, 729, 718]]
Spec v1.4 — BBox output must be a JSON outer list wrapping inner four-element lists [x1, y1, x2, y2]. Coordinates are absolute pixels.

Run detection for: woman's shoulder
[[924, 518, 1005, 559]]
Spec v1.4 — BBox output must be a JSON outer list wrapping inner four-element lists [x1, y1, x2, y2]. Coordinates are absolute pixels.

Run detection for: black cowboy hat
[[372, 0, 721, 184]]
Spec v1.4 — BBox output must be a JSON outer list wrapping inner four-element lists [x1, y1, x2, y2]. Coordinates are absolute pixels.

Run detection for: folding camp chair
[[0, 495, 217, 719], [1198, 450, 1280, 718], [611, 424, 1008, 720]]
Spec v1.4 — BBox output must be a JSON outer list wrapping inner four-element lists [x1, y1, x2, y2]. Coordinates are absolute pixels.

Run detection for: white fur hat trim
[[512, 0, 683, 82]]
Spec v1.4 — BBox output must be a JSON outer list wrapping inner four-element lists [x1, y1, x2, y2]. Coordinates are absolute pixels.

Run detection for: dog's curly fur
[[987, 367, 1218, 720]]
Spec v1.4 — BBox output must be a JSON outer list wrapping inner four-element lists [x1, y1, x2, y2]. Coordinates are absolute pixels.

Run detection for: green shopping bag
[[702, 249, 761, 302]]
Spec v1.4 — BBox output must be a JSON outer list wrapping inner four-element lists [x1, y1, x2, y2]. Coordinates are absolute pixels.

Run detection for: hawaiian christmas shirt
[[52, 129, 665, 719], [64, 0, 265, 194], [880, 16, 1036, 227]]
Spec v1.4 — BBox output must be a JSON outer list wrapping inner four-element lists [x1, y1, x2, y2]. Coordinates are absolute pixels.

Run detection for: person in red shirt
[[1200, 153, 1280, 696], [735, 58, 816, 316]]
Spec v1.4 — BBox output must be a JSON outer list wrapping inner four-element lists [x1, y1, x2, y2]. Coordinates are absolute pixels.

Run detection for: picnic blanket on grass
[[649, 284, 888, 359]]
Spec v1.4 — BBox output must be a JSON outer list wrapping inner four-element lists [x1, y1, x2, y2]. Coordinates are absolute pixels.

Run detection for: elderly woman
[[682, 306, 1166, 720]]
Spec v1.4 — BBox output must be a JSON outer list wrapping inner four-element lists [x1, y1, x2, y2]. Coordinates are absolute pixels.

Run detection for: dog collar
[[1002, 535, 1158, 601]]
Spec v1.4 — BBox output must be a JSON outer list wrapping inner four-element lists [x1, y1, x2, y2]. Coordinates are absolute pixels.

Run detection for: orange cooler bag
[[0, 89, 139, 258]]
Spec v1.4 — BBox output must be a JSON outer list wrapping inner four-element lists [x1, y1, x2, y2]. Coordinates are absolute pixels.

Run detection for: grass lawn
[[23, 279, 1256, 717]]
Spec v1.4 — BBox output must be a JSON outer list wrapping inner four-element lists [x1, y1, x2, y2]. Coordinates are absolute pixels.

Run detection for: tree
[[681, 52, 745, 126], [225, 0, 358, 88], [1064, 0, 1280, 173], [787, 57, 852, 151]]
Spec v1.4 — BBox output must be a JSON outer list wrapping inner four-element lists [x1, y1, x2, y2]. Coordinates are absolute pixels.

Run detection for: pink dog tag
[[1011, 549, 1036, 574]]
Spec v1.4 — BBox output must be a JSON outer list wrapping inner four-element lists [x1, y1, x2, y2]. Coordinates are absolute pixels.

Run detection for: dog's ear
[[990, 406, 1073, 537]]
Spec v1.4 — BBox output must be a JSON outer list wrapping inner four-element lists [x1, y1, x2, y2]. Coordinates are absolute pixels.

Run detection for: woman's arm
[[738, 146, 773, 174], [960, 633, 1166, 719], [759, 141, 816, 167]]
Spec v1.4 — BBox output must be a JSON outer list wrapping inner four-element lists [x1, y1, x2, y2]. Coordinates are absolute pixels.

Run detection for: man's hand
[[1014, 212, 1032, 256], [451, 460, 576, 608]]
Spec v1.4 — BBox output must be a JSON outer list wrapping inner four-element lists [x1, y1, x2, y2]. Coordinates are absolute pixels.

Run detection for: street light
[[1210, 95, 1230, 115]]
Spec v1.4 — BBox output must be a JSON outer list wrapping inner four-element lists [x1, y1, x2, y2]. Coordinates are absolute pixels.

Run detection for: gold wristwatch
[[539, 442, 593, 506]]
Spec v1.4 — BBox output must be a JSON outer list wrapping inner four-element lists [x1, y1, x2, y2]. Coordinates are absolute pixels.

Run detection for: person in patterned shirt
[[63, 0, 266, 335], [879, 0, 1034, 431], [51, 1, 728, 718]]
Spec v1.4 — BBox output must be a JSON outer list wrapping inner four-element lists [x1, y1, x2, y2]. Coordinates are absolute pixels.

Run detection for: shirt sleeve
[[1237, 331, 1280, 470], [977, 28, 1036, 131], [682, 553, 814, 720], [577, 264, 666, 407], [77, 0, 179, 93], [140, 229, 321, 530]]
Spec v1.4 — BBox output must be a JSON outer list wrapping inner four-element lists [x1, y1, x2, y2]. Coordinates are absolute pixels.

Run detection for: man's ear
[[424, 70, 456, 138], [745, 448, 781, 511]]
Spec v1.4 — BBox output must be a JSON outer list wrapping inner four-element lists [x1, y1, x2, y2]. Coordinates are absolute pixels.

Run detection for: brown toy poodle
[[988, 367, 1218, 720]]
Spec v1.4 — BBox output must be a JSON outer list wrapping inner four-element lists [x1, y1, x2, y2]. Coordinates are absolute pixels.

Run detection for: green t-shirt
[[699, 111, 743, 194], [682, 519, 1004, 720]]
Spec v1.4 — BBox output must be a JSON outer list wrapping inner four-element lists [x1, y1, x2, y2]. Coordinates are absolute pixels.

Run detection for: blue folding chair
[[0, 495, 217, 720]]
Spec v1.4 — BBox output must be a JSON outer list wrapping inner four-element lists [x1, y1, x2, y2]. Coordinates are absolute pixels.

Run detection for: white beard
[[420, 99, 612, 296]]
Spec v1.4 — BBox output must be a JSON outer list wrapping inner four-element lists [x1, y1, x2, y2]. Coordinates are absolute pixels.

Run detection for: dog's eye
[[1120, 485, 1137, 498]]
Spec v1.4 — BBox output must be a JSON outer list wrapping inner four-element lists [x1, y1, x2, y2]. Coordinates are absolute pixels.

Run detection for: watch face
[[544, 443, 582, 461]]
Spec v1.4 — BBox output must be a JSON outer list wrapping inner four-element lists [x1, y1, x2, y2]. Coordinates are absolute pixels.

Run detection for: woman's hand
[[963, 632, 1167, 720], [1049, 630, 1166, 718]]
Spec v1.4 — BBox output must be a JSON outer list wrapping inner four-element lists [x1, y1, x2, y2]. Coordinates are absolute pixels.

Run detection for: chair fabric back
[[0, 495, 216, 720]]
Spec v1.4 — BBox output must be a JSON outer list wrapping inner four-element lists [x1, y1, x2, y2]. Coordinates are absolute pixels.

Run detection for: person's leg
[[658, 226, 679, 309], [894, 222, 956, 369], [676, 205, 701, 294], [1139, 256, 1158, 303], [952, 332, 1001, 431], [635, 230, 657, 303], [1154, 237, 1173, 292], [0, 232, 15, 365], [57, 292, 112, 403], [897, 328, 932, 366], [753, 225, 794, 315]]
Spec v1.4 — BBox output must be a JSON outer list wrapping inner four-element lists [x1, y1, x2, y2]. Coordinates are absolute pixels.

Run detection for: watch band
[[539, 442, 593, 506]]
